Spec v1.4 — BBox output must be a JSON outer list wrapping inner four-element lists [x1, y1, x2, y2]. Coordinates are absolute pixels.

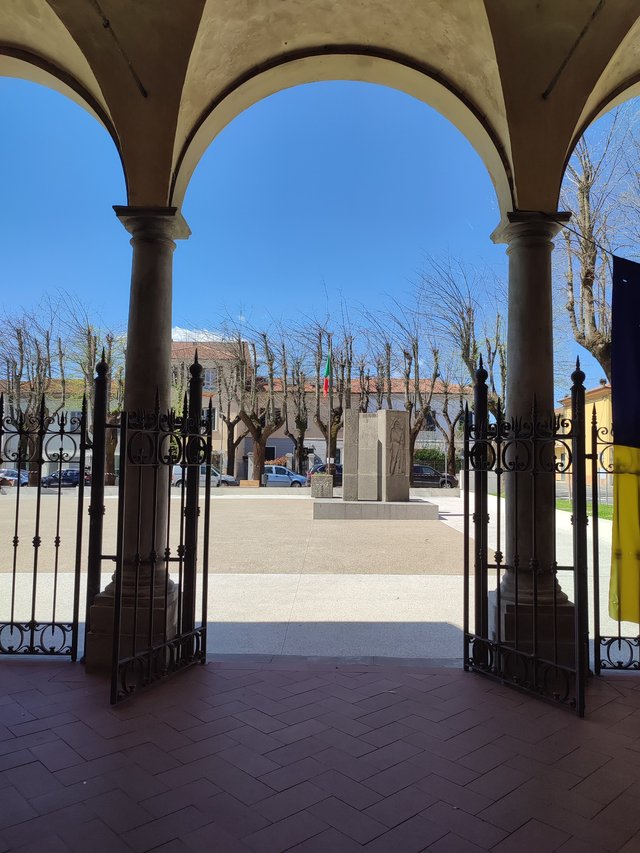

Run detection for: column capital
[[491, 210, 571, 246], [113, 205, 191, 242]]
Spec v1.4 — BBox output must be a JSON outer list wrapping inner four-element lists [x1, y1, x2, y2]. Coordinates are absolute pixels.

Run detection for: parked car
[[411, 464, 457, 488], [41, 469, 91, 488], [263, 465, 307, 487], [0, 468, 29, 487], [306, 463, 343, 486], [172, 464, 238, 487]]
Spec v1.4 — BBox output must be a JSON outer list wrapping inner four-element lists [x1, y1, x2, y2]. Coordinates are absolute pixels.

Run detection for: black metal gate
[[464, 361, 590, 715], [0, 395, 88, 658], [590, 413, 640, 672], [108, 361, 212, 703]]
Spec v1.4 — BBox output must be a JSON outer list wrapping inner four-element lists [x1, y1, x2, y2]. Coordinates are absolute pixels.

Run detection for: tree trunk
[[296, 431, 306, 473], [226, 429, 237, 476], [105, 413, 119, 485], [252, 439, 265, 481], [446, 434, 457, 475]]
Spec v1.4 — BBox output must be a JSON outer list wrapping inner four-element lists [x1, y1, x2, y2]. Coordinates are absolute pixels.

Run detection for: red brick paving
[[0, 660, 639, 851]]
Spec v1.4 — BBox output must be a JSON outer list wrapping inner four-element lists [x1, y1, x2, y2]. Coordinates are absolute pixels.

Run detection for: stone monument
[[314, 408, 437, 519], [343, 409, 410, 503]]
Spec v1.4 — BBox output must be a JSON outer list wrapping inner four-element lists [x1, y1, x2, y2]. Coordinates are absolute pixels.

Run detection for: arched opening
[[0, 74, 128, 653], [558, 93, 640, 673], [172, 78, 509, 663], [172, 52, 513, 217], [0, 75, 128, 320]]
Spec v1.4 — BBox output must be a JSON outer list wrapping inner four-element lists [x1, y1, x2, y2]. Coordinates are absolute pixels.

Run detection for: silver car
[[172, 464, 238, 487]]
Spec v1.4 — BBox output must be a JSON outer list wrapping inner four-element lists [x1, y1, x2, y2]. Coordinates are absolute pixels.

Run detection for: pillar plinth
[[84, 207, 190, 671]]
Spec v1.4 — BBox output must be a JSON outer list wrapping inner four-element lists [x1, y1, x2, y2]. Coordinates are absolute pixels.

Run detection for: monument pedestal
[[313, 499, 438, 520], [342, 408, 411, 504]]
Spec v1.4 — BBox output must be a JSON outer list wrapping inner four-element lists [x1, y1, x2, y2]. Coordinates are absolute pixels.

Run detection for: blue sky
[[0, 77, 606, 396]]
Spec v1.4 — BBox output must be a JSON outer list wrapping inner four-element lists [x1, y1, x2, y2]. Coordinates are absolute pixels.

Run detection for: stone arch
[[171, 49, 513, 218], [562, 76, 640, 187], [0, 47, 127, 196]]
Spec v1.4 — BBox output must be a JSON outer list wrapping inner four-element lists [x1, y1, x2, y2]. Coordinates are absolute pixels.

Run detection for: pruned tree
[[239, 332, 284, 479], [0, 303, 67, 481], [387, 298, 440, 463], [281, 339, 309, 473], [60, 293, 124, 421], [1, 304, 66, 419], [310, 325, 353, 469], [55, 292, 126, 483], [171, 359, 190, 413], [355, 353, 372, 413], [217, 335, 248, 477], [559, 111, 633, 382], [419, 257, 506, 415], [432, 361, 468, 475]]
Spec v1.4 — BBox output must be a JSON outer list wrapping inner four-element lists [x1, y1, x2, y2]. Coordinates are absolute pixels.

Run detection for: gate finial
[[571, 358, 585, 386], [475, 356, 488, 384]]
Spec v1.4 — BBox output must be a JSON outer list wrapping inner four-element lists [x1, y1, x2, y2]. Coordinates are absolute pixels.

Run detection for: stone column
[[84, 207, 190, 670], [358, 413, 379, 501], [117, 207, 191, 412], [491, 211, 574, 660], [342, 409, 359, 501]]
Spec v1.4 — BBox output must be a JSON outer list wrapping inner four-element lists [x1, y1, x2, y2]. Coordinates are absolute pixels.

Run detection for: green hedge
[[413, 448, 446, 466], [413, 447, 462, 474]]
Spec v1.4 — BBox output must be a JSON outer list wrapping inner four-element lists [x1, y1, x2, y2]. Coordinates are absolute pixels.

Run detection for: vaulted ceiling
[[2, 0, 639, 218]]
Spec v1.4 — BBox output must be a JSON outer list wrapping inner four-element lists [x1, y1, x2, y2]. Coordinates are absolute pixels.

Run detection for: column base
[[488, 591, 577, 668], [84, 585, 179, 672]]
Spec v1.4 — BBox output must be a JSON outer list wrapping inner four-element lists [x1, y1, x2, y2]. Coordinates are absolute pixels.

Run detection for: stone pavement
[[1, 658, 639, 852], [0, 491, 469, 662], [0, 490, 623, 662]]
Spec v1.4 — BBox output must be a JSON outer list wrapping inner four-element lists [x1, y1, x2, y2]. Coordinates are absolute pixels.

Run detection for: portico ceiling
[[1, 0, 639, 218]]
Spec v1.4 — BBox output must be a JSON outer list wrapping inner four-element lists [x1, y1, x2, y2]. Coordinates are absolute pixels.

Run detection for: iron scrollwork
[[466, 633, 576, 708], [114, 627, 207, 702], [599, 637, 640, 670], [0, 395, 89, 662]]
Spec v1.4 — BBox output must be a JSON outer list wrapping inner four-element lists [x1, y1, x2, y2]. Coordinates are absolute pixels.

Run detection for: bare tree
[[387, 298, 440, 463], [60, 293, 125, 427], [419, 258, 506, 415], [362, 310, 394, 412], [281, 339, 310, 473], [239, 332, 284, 480], [1, 303, 66, 419], [170, 359, 190, 414], [217, 335, 248, 477], [432, 360, 468, 475], [559, 111, 634, 381], [310, 324, 355, 468], [355, 353, 372, 413]]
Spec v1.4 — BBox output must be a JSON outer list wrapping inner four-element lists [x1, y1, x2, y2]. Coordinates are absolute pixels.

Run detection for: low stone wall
[[313, 499, 439, 520]]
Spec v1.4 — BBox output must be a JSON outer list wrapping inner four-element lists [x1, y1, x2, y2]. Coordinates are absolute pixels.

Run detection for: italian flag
[[323, 350, 331, 396]]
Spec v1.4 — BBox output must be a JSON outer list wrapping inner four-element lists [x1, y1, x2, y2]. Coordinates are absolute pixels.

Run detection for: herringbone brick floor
[[1, 659, 639, 852]]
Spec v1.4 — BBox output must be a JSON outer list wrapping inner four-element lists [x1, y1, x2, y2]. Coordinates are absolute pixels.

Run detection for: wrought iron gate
[[109, 361, 212, 703], [590, 413, 640, 672], [0, 396, 88, 658], [464, 361, 589, 716]]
